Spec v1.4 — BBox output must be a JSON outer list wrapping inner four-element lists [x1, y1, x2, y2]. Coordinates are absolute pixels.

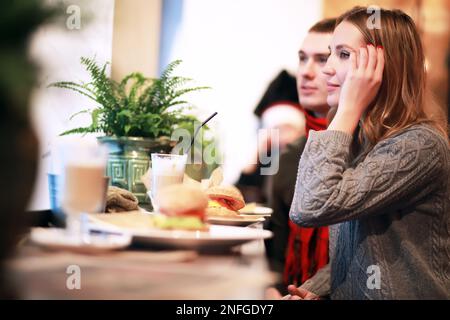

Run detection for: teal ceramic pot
[[97, 136, 175, 205]]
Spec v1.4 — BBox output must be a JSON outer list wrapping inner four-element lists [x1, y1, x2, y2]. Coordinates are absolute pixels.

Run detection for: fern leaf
[[160, 59, 182, 80], [59, 126, 97, 136], [48, 82, 97, 102], [69, 108, 91, 120], [91, 108, 103, 129]]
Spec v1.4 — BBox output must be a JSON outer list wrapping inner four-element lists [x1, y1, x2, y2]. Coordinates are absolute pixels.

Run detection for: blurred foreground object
[[0, 0, 55, 297]]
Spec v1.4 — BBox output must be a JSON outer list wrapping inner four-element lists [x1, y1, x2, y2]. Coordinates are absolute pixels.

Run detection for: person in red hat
[[236, 70, 306, 204]]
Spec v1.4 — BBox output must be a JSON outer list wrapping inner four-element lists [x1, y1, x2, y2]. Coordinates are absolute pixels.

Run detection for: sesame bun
[[156, 184, 208, 218], [205, 185, 245, 211]]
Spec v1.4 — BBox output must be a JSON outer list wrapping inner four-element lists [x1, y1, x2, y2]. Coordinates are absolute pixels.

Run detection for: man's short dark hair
[[308, 18, 337, 33]]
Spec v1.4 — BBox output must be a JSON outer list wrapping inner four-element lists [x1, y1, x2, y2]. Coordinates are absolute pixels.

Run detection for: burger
[[205, 185, 246, 217], [154, 184, 209, 231]]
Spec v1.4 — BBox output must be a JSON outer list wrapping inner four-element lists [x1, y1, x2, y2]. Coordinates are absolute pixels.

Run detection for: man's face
[[296, 32, 333, 116]]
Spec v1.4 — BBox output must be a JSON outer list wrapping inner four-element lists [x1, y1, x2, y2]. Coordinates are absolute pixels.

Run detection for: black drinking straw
[[186, 112, 218, 154]]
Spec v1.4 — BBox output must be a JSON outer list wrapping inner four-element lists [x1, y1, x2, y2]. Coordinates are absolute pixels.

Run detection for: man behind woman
[[265, 18, 336, 293]]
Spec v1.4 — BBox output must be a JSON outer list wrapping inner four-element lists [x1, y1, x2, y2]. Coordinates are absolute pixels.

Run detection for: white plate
[[89, 217, 272, 251], [30, 228, 132, 254], [239, 206, 273, 216], [206, 216, 265, 227]]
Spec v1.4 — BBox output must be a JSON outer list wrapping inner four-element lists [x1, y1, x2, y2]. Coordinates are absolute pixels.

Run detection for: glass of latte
[[59, 139, 108, 242]]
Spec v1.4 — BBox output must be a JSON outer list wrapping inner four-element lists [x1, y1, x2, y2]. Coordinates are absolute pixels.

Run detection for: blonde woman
[[281, 7, 449, 299]]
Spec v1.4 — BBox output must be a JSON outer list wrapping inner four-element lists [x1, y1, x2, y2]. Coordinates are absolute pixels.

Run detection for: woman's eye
[[299, 55, 308, 63], [339, 51, 350, 59]]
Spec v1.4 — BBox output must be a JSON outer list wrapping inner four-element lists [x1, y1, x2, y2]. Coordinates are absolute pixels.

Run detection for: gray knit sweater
[[290, 124, 450, 299]]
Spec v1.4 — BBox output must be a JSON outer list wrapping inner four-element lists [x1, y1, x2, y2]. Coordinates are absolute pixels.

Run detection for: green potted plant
[[49, 58, 209, 205]]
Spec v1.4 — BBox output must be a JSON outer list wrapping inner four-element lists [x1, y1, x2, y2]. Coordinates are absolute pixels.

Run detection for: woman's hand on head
[[340, 45, 384, 115], [329, 45, 384, 135]]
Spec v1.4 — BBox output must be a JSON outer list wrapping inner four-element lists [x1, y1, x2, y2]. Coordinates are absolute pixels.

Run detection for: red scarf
[[284, 109, 329, 286]]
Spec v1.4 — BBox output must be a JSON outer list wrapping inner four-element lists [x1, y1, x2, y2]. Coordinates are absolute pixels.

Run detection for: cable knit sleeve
[[299, 263, 331, 297], [289, 126, 449, 227]]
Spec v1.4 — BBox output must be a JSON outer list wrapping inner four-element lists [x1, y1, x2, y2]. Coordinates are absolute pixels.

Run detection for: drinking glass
[[149, 153, 187, 211], [59, 139, 108, 242]]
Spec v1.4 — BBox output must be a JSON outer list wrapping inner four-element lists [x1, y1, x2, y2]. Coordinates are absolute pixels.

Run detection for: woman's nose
[[322, 57, 335, 76]]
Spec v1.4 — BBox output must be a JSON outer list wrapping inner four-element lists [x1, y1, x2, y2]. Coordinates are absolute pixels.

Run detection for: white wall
[[160, 0, 322, 184], [28, 0, 115, 210], [112, 0, 162, 80]]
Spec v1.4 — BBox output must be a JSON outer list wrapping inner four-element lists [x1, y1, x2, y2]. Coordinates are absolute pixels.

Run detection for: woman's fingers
[[350, 50, 357, 72], [286, 285, 321, 300], [287, 285, 308, 298], [357, 45, 381, 85], [367, 44, 377, 71], [287, 285, 300, 295], [374, 46, 385, 82], [287, 285, 301, 298], [358, 47, 369, 71]]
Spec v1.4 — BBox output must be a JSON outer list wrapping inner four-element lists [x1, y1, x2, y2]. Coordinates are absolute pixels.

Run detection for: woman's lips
[[326, 82, 340, 91]]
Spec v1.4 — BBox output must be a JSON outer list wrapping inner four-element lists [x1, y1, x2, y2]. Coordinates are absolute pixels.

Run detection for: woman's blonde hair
[[337, 7, 448, 146]]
